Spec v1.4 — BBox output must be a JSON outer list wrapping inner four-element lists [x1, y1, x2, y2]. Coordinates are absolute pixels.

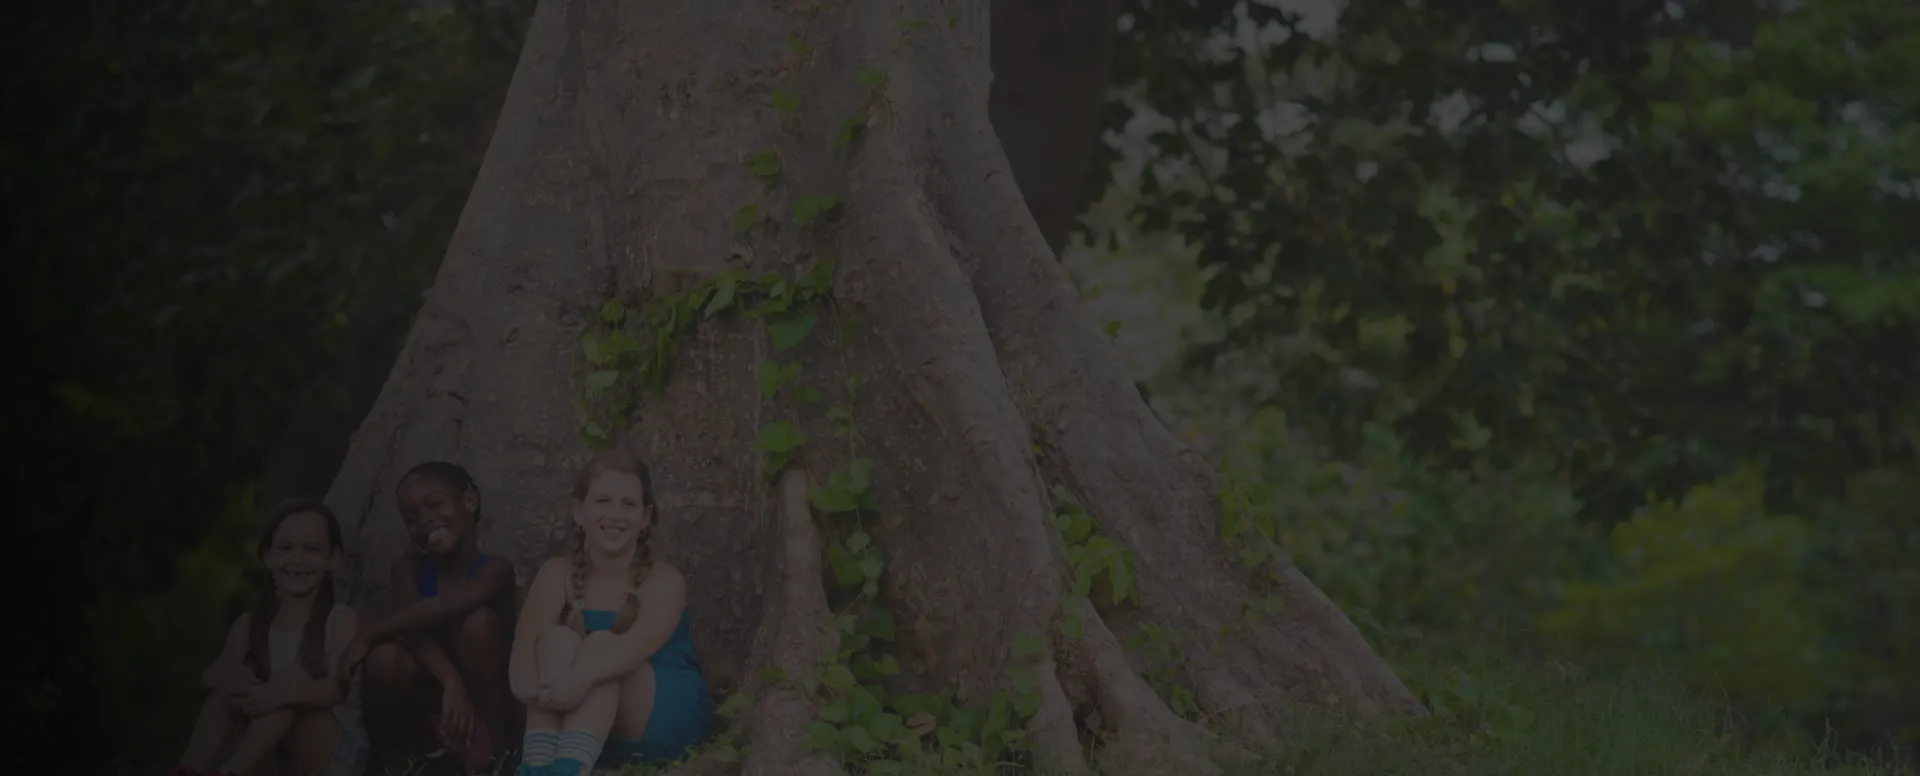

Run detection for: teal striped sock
[[520, 730, 560, 766], [553, 729, 605, 769]]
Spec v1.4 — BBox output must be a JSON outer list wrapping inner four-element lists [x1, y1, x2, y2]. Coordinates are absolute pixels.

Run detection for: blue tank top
[[578, 608, 703, 675], [416, 553, 488, 598]]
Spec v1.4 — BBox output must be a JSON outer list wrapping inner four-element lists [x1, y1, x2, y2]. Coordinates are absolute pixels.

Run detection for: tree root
[[1063, 599, 1257, 776], [1025, 653, 1091, 775], [736, 468, 846, 776]]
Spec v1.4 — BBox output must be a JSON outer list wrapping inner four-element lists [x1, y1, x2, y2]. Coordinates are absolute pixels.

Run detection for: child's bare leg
[[221, 709, 296, 775], [181, 692, 244, 768], [518, 626, 581, 768], [450, 607, 513, 749], [610, 662, 658, 745], [546, 632, 624, 772], [361, 642, 429, 761], [287, 710, 341, 776]]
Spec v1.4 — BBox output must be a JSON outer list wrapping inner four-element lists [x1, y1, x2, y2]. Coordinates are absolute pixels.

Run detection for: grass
[[1254, 635, 1912, 776], [372, 636, 1911, 776]]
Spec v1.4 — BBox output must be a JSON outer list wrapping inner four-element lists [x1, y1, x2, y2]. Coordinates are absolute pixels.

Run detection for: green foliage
[[1105, 0, 1920, 522], [1214, 408, 1587, 636], [1539, 469, 1834, 708], [1264, 635, 1910, 776], [1102, 0, 1920, 751], [1049, 485, 1136, 608], [11, 0, 536, 769]]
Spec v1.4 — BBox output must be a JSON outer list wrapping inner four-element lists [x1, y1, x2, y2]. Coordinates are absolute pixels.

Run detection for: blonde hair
[[562, 447, 656, 634]]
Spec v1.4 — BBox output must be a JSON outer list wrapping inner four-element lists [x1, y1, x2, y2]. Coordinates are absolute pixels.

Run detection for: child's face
[[397, 475, 478, 556], [264, 511, 338, 597], [572, 471, 653, 556]]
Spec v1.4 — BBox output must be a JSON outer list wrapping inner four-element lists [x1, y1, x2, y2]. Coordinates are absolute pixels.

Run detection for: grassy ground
[[376, 637, 1911, 776], [1256, 635, 1911, 776]]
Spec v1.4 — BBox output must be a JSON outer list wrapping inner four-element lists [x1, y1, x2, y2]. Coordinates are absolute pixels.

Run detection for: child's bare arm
[[202, 614, 257, 694], [507, 558, 568, 702], [407, 635, 468, 695], [360, 556, 515, 644]]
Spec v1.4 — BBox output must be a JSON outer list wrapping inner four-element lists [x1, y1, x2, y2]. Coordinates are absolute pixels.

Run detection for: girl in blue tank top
[[336, 462, 519, 773], [507, 448, 713, 775]]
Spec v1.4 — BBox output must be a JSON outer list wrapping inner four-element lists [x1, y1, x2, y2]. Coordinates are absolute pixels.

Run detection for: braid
[[299, 573, 336, 678], [565, 528, 590, 634], [568, 444, 661, 634], [614, 534, 654, 634]]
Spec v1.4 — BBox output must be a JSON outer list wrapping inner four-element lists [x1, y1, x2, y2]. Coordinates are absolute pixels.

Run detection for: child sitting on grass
[[173, 499, 368, 776], [337, 462, 519, 772]]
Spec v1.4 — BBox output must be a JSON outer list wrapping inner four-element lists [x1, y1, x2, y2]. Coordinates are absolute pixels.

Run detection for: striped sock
[[553, 729, 605, 770], [520, 730, 561, 766]]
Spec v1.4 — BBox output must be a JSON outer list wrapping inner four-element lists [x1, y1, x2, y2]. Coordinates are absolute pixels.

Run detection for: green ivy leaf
[[793, 194, 839, 225], [836, 115, 866, 147], [585, 370, 620, 394], [859, 608, 897, 641], [823, 663, 858, 690], [843, 725, 879, 754], [754, 421, 806, 453], [808, 482, 859, 513], [715, 691, 754, 719], [802, 721, 837, 752], [768, 314, 817, 352], [756, 360, 793, 400], [731, 205, 759, 236], [746, 150, 781, 177], [828, 405, 856, 437], [827, 546, 864, 586], [819, 701, 849, 723], [857, 65, 889, 88], [772, 90, 800, 117]]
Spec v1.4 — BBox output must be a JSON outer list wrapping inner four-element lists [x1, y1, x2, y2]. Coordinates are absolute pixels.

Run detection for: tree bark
[[323, 2, 1420, 773]]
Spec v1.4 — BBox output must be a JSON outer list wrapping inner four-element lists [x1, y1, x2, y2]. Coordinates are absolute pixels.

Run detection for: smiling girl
[[339, 461, 518, 772], [507, 448, 712, 775], [173, 499, 368, 776]]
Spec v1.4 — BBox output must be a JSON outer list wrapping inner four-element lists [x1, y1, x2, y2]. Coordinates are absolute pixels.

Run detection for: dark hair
[[246, 498, 344, 681], [397, 461, 483, 522], [564, 447, 657, 634]]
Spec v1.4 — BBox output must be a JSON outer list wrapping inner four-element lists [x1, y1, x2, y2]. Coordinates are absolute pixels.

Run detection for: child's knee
[[363, 642, 418, 684], [618, 661, 656, 692], [534, 625, 581, 668], [578, 630, 618, 656], [456, 607, 508, 649]]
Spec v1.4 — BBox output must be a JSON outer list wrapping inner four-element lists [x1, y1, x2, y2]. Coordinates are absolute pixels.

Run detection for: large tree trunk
[[324, 2, 1420, 774]]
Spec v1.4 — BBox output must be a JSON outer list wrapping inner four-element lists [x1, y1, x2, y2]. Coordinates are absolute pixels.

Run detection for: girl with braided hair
[[338, 461, 519, 772], [506, 447, 712, 775], [173, 499, 369, 776]]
